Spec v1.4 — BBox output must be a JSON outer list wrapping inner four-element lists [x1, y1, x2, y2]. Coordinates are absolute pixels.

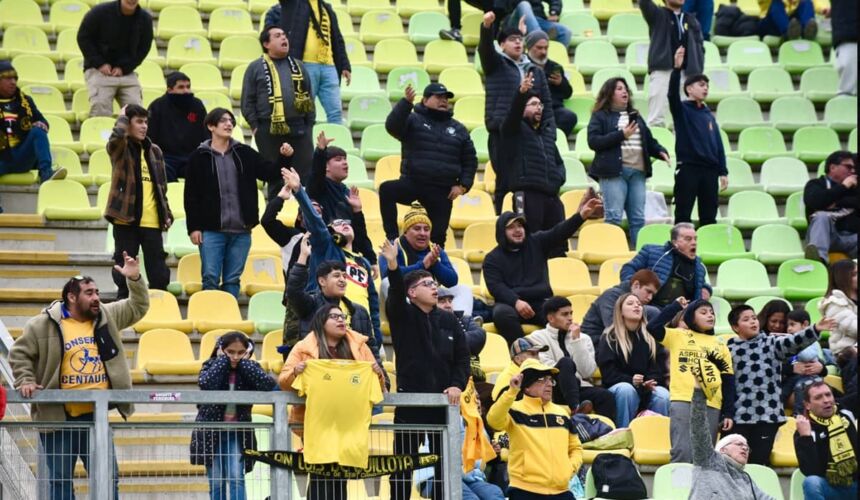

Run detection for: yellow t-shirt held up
[[660, 327, 734, 410], [60, 317, 110, 416]]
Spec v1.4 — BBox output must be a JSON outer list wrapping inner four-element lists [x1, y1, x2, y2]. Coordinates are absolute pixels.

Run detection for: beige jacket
[[820, 290, 857, 355], [527, 325, 597, 387]]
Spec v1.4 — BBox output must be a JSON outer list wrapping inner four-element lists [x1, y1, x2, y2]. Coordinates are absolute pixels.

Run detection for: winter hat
[[683, 299, 715, 334], [524, 30, 549, 50], [0, 60, 16, 79], [401, 202, 432, 232]]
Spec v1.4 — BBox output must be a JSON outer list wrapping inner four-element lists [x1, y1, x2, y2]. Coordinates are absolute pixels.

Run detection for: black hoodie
[[146, 93, 208, 157], [482, 211, 585, 307]]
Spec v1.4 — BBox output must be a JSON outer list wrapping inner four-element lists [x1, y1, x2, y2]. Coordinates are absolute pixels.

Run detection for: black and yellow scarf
[[809, 410, 858, 487], [0, 87, 34, 153], [308, 0, 333, 63], [261, 54, 314, 135]]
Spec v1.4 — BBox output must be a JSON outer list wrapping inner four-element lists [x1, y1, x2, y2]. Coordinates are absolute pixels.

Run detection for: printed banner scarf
[[243, 450, 439, 479], [262, 55, 313, 135]]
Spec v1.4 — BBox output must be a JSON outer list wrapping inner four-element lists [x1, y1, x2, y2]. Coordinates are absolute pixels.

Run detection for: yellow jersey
[[343, 250, 371, 313], [114, 149, 159, 228], [60, 317, 109, 416], [660, 327, 733, 410]]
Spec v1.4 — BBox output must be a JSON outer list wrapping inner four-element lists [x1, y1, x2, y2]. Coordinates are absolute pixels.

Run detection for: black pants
[[552, 357, 617, 421], [447, 0, 497, 29], [492, 302, 546, 345], [111, 224, 169, 299], [307, 475, 347, 499], [512, 190, 566, 258], [162, 153, 189, 182], [390, 410, 444, 500], [554, 106, 578, 137], [488, 131, 508, 215], [509, 488, 575, 499], [732, 422, 781, 466], [581, 386, 617, 422], [379, 177, 452, 246], [254, 125, 313, 200], [673, 164, 719, 226]]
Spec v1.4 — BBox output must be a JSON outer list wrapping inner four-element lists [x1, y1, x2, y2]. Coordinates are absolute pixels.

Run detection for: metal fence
[[0, 390, 462, 500]]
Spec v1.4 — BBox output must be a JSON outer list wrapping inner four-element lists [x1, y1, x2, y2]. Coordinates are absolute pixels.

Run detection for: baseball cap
[[505, 214, 526, 228], [509, 337, 549, 358], [423, 83, 454, 99], [518, 358, 559, 388]]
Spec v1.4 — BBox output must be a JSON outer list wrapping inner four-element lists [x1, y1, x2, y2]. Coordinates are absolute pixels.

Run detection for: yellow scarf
[[809, 410, 858, 486], [262, 55, 314, 135], [0, 88, 34, 152]]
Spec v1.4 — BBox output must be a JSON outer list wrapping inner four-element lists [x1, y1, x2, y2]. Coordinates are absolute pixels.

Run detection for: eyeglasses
[[218, 116, 235, 125], [526, 102, 544, 108], [836, 162, 856, 170], [331, 219, 352, 227], [327, 313, 347, 321], [533, 376, 556, 386], [726, 441, 749, 451], [410, 279, 438, 290]]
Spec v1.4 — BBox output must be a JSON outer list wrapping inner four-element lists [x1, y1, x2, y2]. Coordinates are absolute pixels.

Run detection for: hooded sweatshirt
[[146, 93, 208, 157]]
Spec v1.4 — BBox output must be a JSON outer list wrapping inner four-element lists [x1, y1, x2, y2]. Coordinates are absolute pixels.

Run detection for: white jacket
[[527, 325, 597, 387], [820, 290, 857, 355]]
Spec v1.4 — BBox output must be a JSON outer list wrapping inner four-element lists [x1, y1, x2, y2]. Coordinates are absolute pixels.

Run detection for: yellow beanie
[[401, 202, 432, 232]]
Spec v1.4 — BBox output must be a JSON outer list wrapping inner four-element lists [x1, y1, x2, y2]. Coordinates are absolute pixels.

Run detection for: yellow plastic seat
[[156, 6, 206, 39], [482, 161, 495, 194], [218, 35, 261, 70], [51, 146, 91, 185], [479, 333, 510, 372], [371, 39, 418, 73], [0, 0, 51, 31], [198, 0, 247, 11], [165, 34, 216, 69], [79, 116, 116, 154], [13, 54, 70, 92], [44, 114, 81, 153], [567, 223, 635, 264], [548, 258, 599, 296], [133, 290, 193, 333], [136, 329, 202, 375], [145, 40, 165, 67], [55, 28, 82, 62], [146, 0, 196, 10], [49, 0, 89, 32], [229, 63, 248, 100], [423, 40, 471, 74], [208, 7, 255, 41], [177, 62, 227, 94], [356, 187, 382, 222], [261, 329, 285, 373], [169, 253, 203, 296], [461, 221, 495, 263], [249, 224, 280, 256], [23, 85, 74, 122], [438, 67, 485, 100], [2, 26, 58, 61], [449, 256, 479, 296], [561, 190, 597, 218], [372, 155, 402, 190], [770, 417, 798, 467], [240, 254, 284, 296], [597, 257, 629, 292], [86, 149, 111, 185], [567, 294, 598, 323], [359, 9, 407, 44], [452, 95, 484, 131], [187, 290, 255, 333], [343, 36, 371, 68], [62, 57, 86, 92], [449, 189, 495, 229], [165, 181, 185, 219], [630, 415, 671, 465], [72, 86, 117, 122], [195, 91, 233, 117], [37, 180, 102, 220]]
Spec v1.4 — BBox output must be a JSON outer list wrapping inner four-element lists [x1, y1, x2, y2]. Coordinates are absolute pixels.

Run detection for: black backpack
[[714, 4, 759, 37], [589, 454, 648, 500]]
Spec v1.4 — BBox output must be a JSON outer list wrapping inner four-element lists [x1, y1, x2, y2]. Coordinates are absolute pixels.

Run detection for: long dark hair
[[308, 305, 352, 360], [593, 77, 637, 113], [827, 259, 857, 298], [210, 331, 252, 359], [757, 300, 791, 334]]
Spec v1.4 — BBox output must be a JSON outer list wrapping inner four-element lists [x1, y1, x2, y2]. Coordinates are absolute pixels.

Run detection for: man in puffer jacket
[[380, 83, 477, 247]]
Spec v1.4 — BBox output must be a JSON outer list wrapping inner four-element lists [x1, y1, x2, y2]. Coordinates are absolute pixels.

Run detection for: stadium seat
[[789, 469, 805, 500], [745, 296, 792, 314], [44, 114, 80, 152], [710, 295, 733, 334], [71, 88, 117, 122], [448, 255, 475, 288], [37, 180, 101, 220], [356, 188, 382, 222], [372, 154, 401, 190], [479, 333, 510, 372], [770, 418, 798, 467], [573, 40, 619, 76], [760, 157, 811, 197], [248, 0, 271, 14], [165, 253, 201, 295], [547, 41, 570, 65], [727, 40, 774, 75], [407, 11, 449, 44], [165, 35, 216, 68], [187, 290, 255, 333], [563, 96, 594, 133], [548, 258, 599, 296], [703, 68, 746, 103], [128, 59, 164, 92], [589, 0, 636, 20], [747, 67, 795, 103], [722, 157, 761, 196], [737, 127, 792, 164], [50, 146, 90, 185], [461, 222, 496, 263], [229, 64, 248, 100], [218, 35, 261, 70], [312, 123, 359, 156], [438, 68, 484, 100], [470, 126, 490, 164], [793, 126, 843, 166], [778, 40, 826, 74], [372, 39, 418, 73], [346, 94, 391, 130], [561, 0, 587, 13], [145, 39, 165, 68], [630, 415, 671, 465], [482, 161, 496, 194], [770, 96, 818, 133], [849, 128, 857, 152], [784, 192, 808, 231], [1, 26, 58, 61], [713, 259, 782, 300], [726, 191, 787, 229], [606, 13, 648, 47], [696, 224, 754, 265], [49, 0, 89, 32], [360, 124, 400, 160], [347, 0, 388, 15], [573, 128, 595, 163], [824, 95, 858, 132], [635, 223, 671, 251], [386, 66, 430, 100], [260, 329, 285, 372], [597, 257, 628, 292], [777, 258, 828, 301], [340, 65, 384, 102], [452, 96, 484, 131], [248, 291, 286, 334], [248, 224, 280, 257], [136, 329, 201, 375], [561, 157, 596, 192], [567, 294, 597, 323], [79, 116, 115, 154], [342, 36, 370, 69], [424, 40, 472, 74], [800, 66, 838, 103], [14, 54, 70, 92], [178, 63, 226, 94], [751, 225, 805, 265], [198, 0, 247, 11], [716, 96, 767, 133], [359, 9, 407, 44], [0, 0, 51, 31], [567, 224, 634, 264], [562, 12, 604, 46], [645, 159, 674, 195], [195, 92, 232, 118], [397, 0, 444, 17], [240, 254, 284, 296], [23, 85, 74, 122], [55, 28, 82, 62], [165, 219, 196, 258], [165, 182, 186, 219], [156, 6, 206, 39], [449, 190, 495, 229], [651, 463, 693, 500], [133, 290, 193, 333], [625, 40, 650, 76], [208, 7, 255, 41], [458, 11, 483, 46], [564, 67, 587, 95]]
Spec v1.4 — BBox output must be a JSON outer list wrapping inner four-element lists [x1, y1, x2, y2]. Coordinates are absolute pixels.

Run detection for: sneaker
[[803, 19, 818, 40], [786, 18, 802, 40], [41, 167, 67, 183], [439, 28, 463, 43], [804, 243, 825, 263]]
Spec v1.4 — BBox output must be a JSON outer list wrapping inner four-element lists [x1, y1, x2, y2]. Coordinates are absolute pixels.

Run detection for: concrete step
[[0, 225, 110, 253]]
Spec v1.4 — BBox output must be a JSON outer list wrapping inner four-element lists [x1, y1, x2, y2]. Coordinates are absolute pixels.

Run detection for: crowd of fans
[[1, 0, 859, 498]]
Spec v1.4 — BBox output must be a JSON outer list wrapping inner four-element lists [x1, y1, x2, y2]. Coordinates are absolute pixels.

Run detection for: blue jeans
[[802, 476, 858, 500], [598, 167, 646, 247], [608, 382, 670, 428], [512, 1, 572, 46], [683, 0, 714, 40], [463, 479, 506, 500], [0, 127, 53, 181], [759, 0, 815, 36], [303, 62, 342, 124], [207, 431, 246, 500], [200, 231, 251, 298], [39, 413, 119, 500]]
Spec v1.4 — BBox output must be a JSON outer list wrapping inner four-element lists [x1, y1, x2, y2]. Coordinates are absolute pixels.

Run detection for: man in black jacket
[[77, 0, 152, 117], [802, 151, 858, 263], [264, 0, 351, 124], [381, 239, 470, 500], [380, 83, 477, 247], [828, 0, 856, 95], [525, 30, 576, 136], [146, 72, 208, 181], [483, 197, 602, 345], [479, 11, 555, 212], [497, 73, 566, 257], [640, 0, 705, 127]]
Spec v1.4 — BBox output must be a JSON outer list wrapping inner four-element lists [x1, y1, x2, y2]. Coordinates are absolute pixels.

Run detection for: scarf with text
[[262, 54, 313, 135], [809, 409, 857, 486], [0, 88, 34, 153]]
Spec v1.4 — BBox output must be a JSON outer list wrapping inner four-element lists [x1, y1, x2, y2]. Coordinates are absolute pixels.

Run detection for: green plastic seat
[[248, 291, 287, 334], [606, 13, 648, 47], [218, 35, 261, 70], [760, 157, 809, 196], [849, 128, 857, 152], [49, 0, 89, 32], [751, 224, 804, 265], [372, 39, 419, 73], [79, 116, 115, 154], [726, 191, 787, 229], [87, 149, 112, 185], [711, 33, 758, 49], [51, 146, 91, 185], [346, 154, 374, 189], [824, 95, 857, 132], [561, 12, 604, 46], [228, 63, 248, 100], [165, 35, 216, 68], [646, 159, 674, 196], [359, 9, 407, 44], [697, 224, 754, 265], [723, 157, 762, 196], [397, 0, 444, 17], [548, 41, 570, 65], [451, 96, 484, 131], [331, 6, 355, 37], [778, 40, 826, 74], [737, 126, 792, 164], [625, 40, 650, 76], [770, 96, 818, 133], [573, 40, 618, 76], [716, 96, 766, 133], [23, 85, 74, 122], [634, 223, 671, 251], [423, 40, 471, 74], [561, 157, 595, 192], [312, 123, 359, 155], [165, 218, 197, 257], [347, 0, 389, 15], [590, 68, 638, 97], [745, 296, 792, 314], [789, 469, 805, 500], [44, 114, 81, 153], [386, 66, 430, 100], [649, 127, 675, 153], [792, 126, 841, 164], [407, 11, 450, 44], [574, 128, 594, 164], [1, 26, 58, 61], [704, 68, 747, 103], [713, 259, 782, 300], [346, 94, 391, 130], [13, 54, 70, 92], [470, 126, 489, 163], [590, 0, 636, 20], [745, 464, 785, 499], [340, 65, 384, 101], [652, 463, 693, 500], [156, 6, 207, 39], [459, 11, 483, 46], [0, 0, 51, 31], [727, 40, 774, 75], [565, 66, 587, 94], [197, 0, 247, 12], [563, 96, 594, 132], [555, 129, 571, 155], [800, 66, 838, 103], [439, 67, 484, 100], [360, 124, 400, 160], [747, 67, 795, 103], [37, 180, 102, 220], [785, 192, 808, 230], [778, 258, 828, 301], [703, 40, 724, 68], [208, 7, 255, 41], [561, 0, 586, 13], [178, 63, 226, 94], [708, 296, 733, 334], [55, 28, 82, 62]]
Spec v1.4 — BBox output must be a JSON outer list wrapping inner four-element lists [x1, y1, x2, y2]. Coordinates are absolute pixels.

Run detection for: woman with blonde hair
[[596, 292, 670, 427]]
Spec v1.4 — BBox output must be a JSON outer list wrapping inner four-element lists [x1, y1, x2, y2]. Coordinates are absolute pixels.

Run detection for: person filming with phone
[[525, 31, 577, 137]]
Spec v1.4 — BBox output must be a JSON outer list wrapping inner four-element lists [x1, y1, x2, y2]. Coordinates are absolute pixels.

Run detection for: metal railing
[[1, 389, 463, 500]]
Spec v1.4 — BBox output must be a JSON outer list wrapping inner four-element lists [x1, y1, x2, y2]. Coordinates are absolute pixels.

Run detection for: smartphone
[[628, 110, 640, 123]]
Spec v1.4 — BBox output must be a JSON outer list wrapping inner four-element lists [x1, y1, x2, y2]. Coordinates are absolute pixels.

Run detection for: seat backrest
[[449, 189, 495, 226], [590, 68, 637, 96], [727, 191, 780, 219], [166, 34, 214, 61], [159, 5, 204, 30], [597, 257, 628, 292], [448, 256, 474, 285], [438, 67, 483, 95], [24, 85, 67, 114], [386, 66, 430, 99], [137, 329, 195, 366], [793, 126, 841, 153], [575, 223, 630, 253], [136, 289, 184, 326], [824, 95, 858, 124], [747, 66, 793, 94], [50, 146, 84, 176], [652, 463, 694, 500], [37, 180, 91, 214], [461, 221, 496, 252], [745, 464, 785, 500], [548, 40, 569, 65], [574, 40, 619, 66], [635, 223, 671, 250], [348, 94, 392, 122], [784, 192, 806, 227], [777, 258, 828, 292], [175, 253, 203, 285], [709, 295, 732, 332], [424, 39, 468, 66], [12, 54, 59, 82], [0, 0, 45, 25], [478, 333, 509, 370], [697, 223, 748, 254], [240, 254, 284, 286], [744, 295, 792, 313], [629, 415, 671, 449], [717, 259, 771, 288], [209, 6, 253, 30], [799, 66, 838, 96], [567, 294, 597, 323], [771, 96, 817, 123], [727, 40, 772, 68], [187, 290, 244, 322], [560, 12, 601, 37], [344, 65, 381, 94], [716, 96, 763, 124], [55, 28, 82, 59], [178, 62, 224, 91], [548, 257, 592, 286], [360, 9, 403, 34], [248, 290, 286, 321], [726, 157, 756, 188], [778, 40, 825, 68], [407, 11, 450, 41], [360, 124, 401, 159], [704, 68, 742, 93], [759, 157, 809, 190], [751, 224, 803, 255], [343, 36, 368, 66], [219, 34, 262, 63], [261, 330, 284, 362], [606, 12, 647, 38], [50, 0, 90, 31], [2, 25, 51, 52]]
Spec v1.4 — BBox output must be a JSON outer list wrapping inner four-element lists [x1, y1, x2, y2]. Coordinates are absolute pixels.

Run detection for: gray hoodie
[[198, 139, 245, 233]]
